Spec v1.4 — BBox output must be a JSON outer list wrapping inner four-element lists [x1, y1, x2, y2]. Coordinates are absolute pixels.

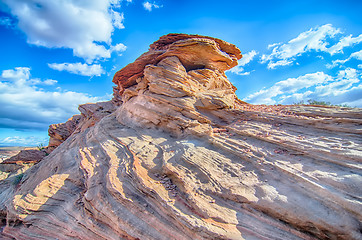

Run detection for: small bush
[[37, 143, 45, 151], [37, 144, 49, 155], [293, 99, 352, 108], [307, 99, 331, 106]]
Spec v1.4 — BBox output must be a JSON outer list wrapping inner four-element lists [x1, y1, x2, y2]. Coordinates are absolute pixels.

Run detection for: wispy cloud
[[228, 50, 258, 75], [261, 24, 342, 69], [267, 42, 281, 49], [244, 68, 362, 107], [244, 72, 332, 104], [48, 63, 105, 77], [0, 67, 107, 131], [2, 0, 127, 63], [239, 50, 258, 66], [260, 24, 362, 70], [111, 10, 125, 29], [143, 1, 162, 11], [0, 136, 48, 147], [326, 34, 362, 55], [43, 79, 58, 85], [327, 50, 362, 68]]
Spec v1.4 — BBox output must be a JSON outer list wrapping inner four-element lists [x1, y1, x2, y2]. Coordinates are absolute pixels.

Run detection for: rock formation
[[1, 150, 46, 165], [48, 101, 116, 151], [0, 34, 361, 240]]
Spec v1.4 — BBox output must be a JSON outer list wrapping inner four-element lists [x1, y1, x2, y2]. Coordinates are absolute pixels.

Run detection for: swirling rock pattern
[[0, 34, 361, 240]]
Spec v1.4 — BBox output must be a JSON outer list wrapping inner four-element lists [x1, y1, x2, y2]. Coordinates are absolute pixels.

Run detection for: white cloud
[[43, 79, 58, 85], [238, 71, 252, 76], [111, 10, 125, 29], [243, 68, 362, 107], [262, 24, 362, 70], [229, 50, 258, 75], [326, 34, 362, 55], [351, 50, 362, 60], [267, 42, 281, 49], [328, 50, 362, 68], [239, 50, 258, 66], [0, 67, 107, 131], [112, 43, 127, 52], [1, 67, 31, 79], [266, 59, 294, 69], [261, 24, 341, 69], [244, 72, 332, 104], [314, 68, 360, 96], [2, 0, 127, 63], [228, 66, 245, 75], [48, 63, 105, 77], [0, 136, 48, 147], [143, 1, 161, 11]]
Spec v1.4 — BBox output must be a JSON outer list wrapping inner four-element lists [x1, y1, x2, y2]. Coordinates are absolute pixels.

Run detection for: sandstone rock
[[48, 114, 82, 149], [77, 101, 116, 132], [48, 101, 116, 151], [0, 34, 361, 240], [1, 150, 46, 165], [112, 33, 242, 96], [116, 54, 239, 137], [2, 101, 117, 175]]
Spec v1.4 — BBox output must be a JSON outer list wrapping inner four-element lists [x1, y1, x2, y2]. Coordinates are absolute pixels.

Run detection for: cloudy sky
[[0, 0, 361, 146]]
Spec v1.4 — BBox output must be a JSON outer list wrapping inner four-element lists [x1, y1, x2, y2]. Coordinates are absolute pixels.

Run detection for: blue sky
[[0, 0, 361, 146]]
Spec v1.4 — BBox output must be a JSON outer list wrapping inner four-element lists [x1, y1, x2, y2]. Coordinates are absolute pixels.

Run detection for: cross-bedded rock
[[112, 33, 242, 96], [0, 34, 361, 240]]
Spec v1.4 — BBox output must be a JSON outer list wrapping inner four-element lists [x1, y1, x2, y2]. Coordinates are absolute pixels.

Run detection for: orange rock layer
[[112, 33, 242, 96]]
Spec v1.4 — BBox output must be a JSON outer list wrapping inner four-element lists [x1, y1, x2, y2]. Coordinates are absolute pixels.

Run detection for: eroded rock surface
[[112, 33, 242, 99], [1, 150, 46, 165], [48, 101, 116, 151], [0, 34, 361, 240], [117, 55, 241, 137]]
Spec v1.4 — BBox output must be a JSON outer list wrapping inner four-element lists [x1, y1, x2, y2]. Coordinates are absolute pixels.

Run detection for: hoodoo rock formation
[[0, 34, 361, 240]]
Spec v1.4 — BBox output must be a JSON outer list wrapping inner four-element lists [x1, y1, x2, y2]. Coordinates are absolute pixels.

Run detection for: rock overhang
[[112, 33, 242, 93]]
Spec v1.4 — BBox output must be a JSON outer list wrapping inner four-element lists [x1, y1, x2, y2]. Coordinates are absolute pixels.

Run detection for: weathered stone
[[116, 55, 238, 137], [0, 34, 361, 240], [48, 101, 116, 151], [48, 115, 82, 149], [112, 33, 242, 96], [1, 150, 46, 165]]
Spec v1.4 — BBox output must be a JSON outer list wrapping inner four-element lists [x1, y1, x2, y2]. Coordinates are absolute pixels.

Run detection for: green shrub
[[37, 143, 45, 151], [293, 99, 352, 108]]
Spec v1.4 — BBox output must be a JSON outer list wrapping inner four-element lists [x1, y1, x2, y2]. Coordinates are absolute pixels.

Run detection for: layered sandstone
[[0, 34, 361, 240], [112, 33, 242, 100], [1, 150, 46, 165], [48, 101, 116, 151]]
